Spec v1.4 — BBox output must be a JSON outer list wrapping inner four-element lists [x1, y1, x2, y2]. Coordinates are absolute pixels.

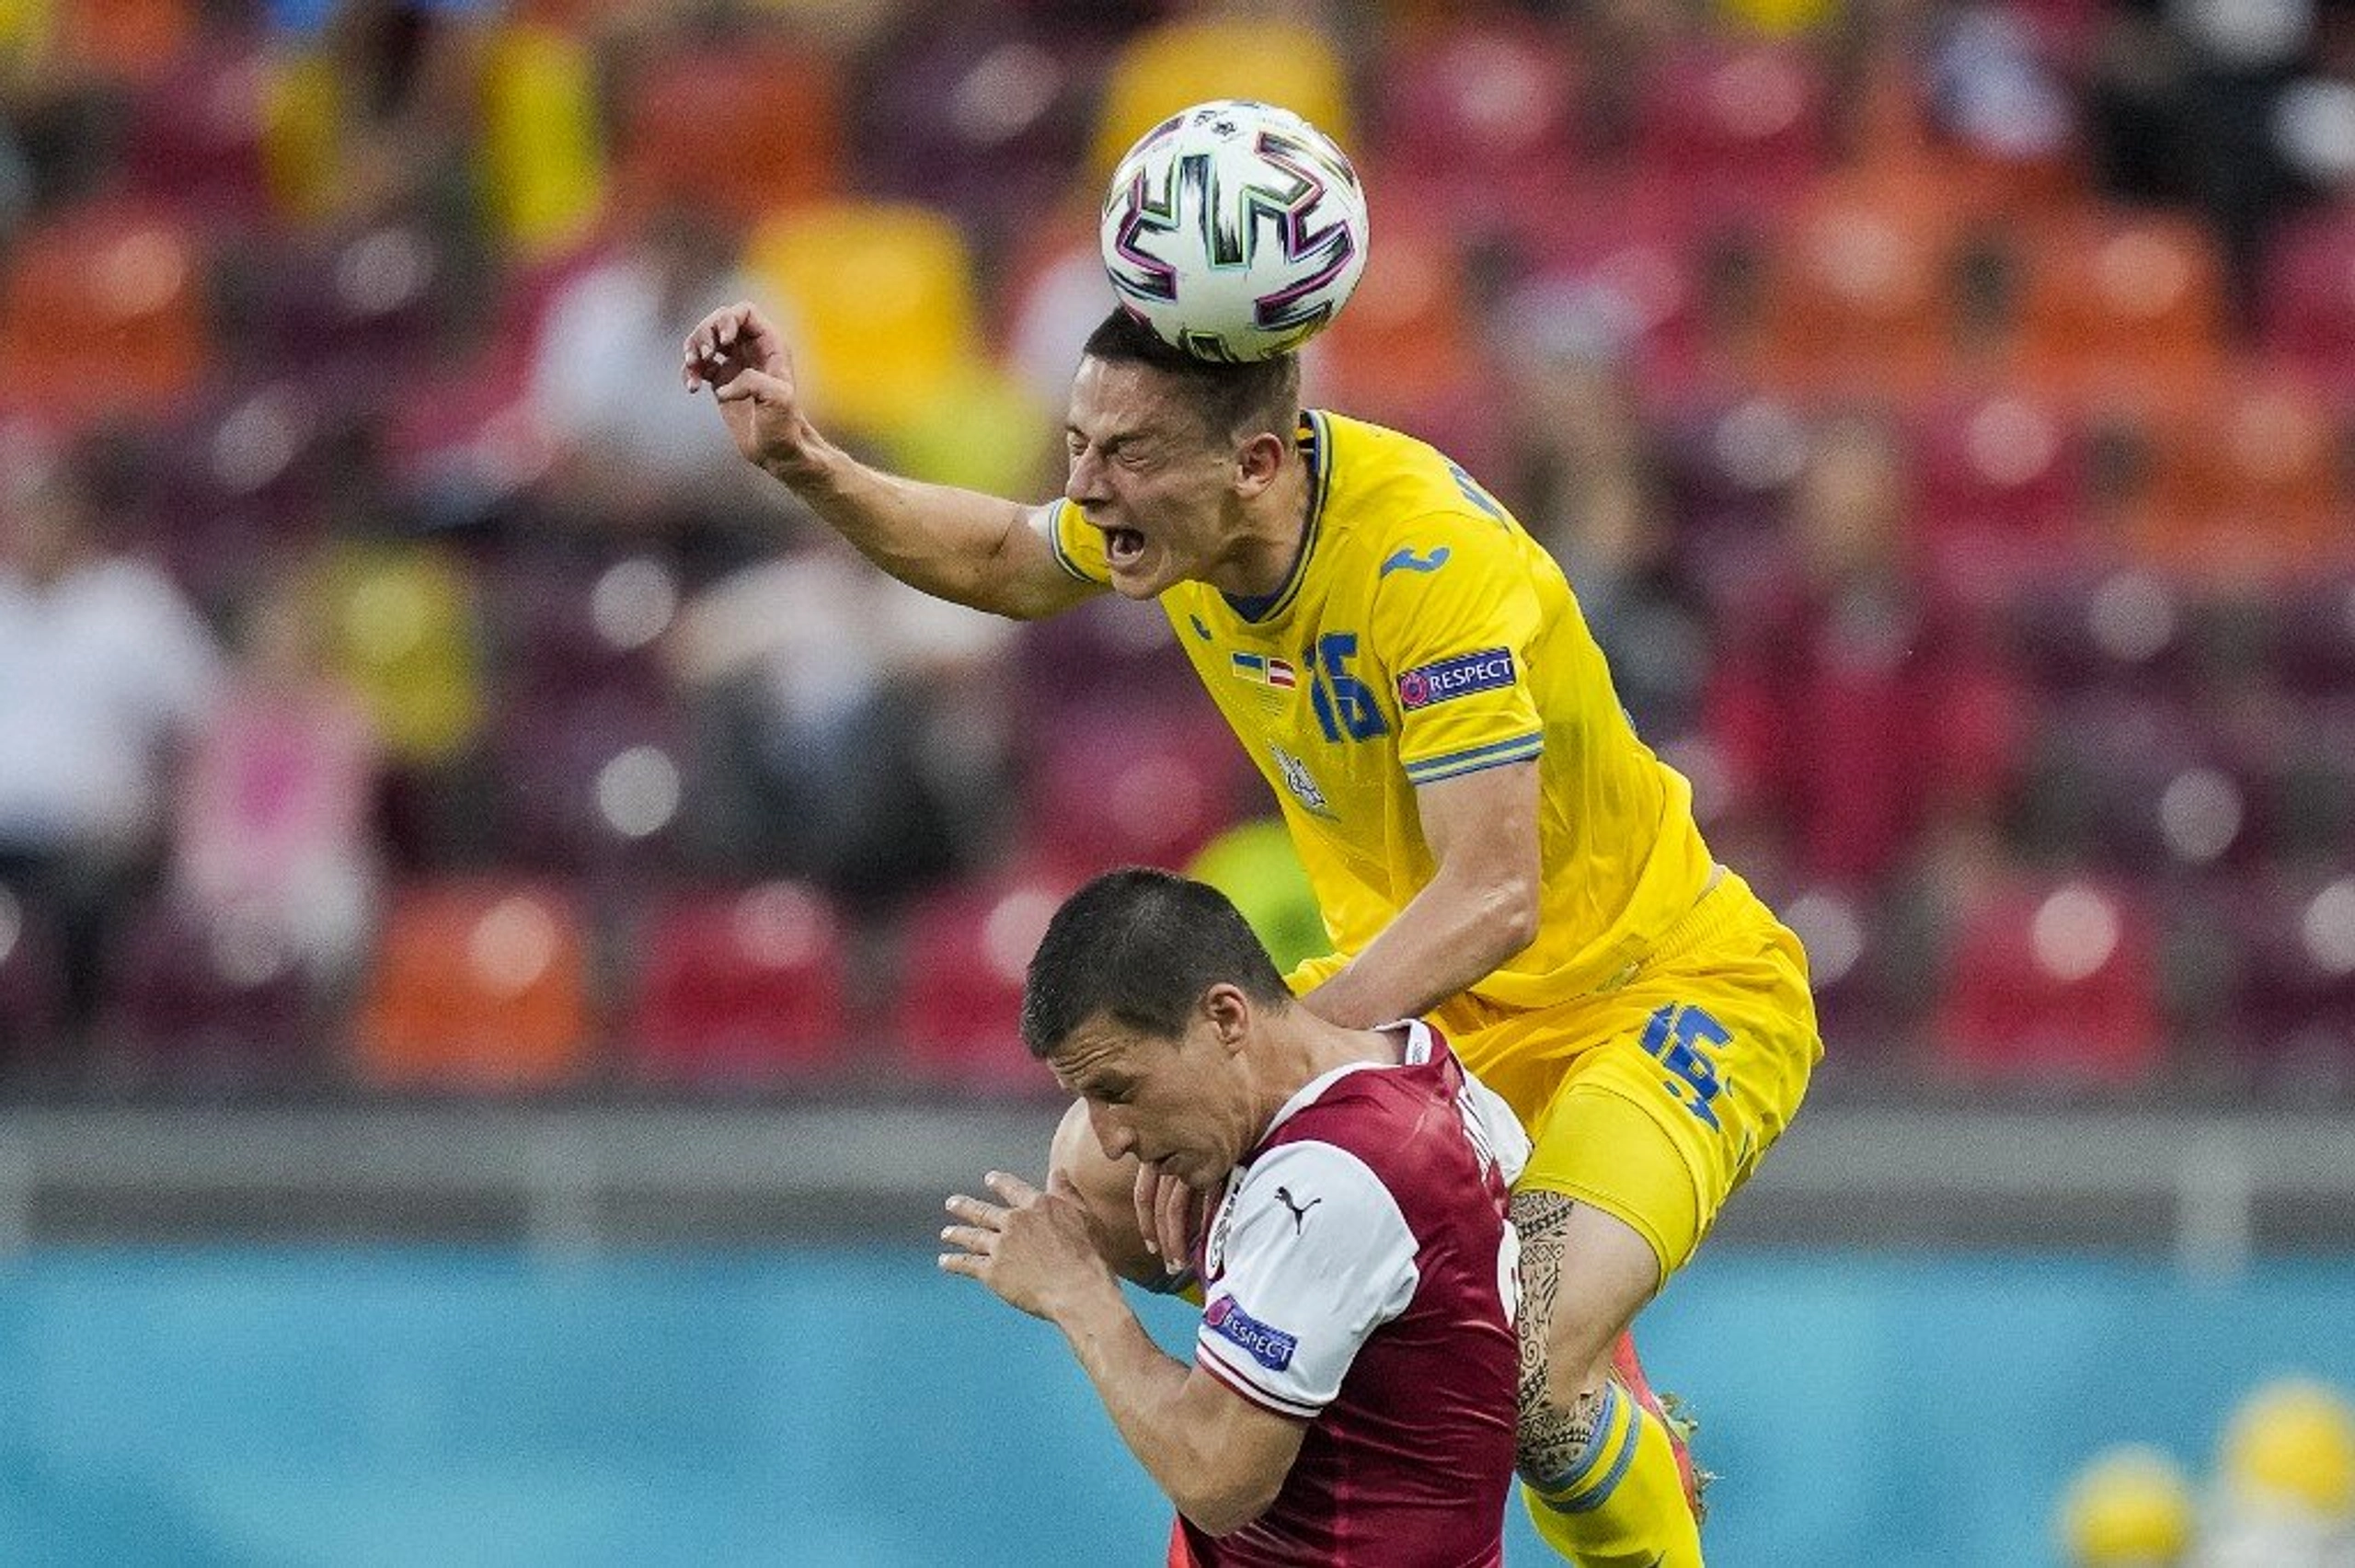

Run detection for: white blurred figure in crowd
[[174, 572, 379, 991], [528, 203, 777, 525], [2197, 1379, 2355, 1567], [0, 442, 220, 1041], [664, 531, 1017, 909], [2059, 1443, 2198, 1567]]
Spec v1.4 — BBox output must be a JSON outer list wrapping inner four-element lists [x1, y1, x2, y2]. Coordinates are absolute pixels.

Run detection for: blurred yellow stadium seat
[[1090, 15, 1353, 178], [746, 199, 984, 439], [477, 21, 605, 258], [312, 543, 486, 768], [1186, 818, 1328, 976]]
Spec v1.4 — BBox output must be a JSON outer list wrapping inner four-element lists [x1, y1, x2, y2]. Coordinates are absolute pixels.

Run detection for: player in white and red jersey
[[941, 868, 1528, 1565]]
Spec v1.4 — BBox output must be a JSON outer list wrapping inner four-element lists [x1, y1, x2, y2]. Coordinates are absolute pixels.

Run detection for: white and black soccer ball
[[1099, 99, 1370, 363]]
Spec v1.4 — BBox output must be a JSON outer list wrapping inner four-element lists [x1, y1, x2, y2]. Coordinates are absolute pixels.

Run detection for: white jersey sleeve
[[1195, 1139, 1420, 1419]]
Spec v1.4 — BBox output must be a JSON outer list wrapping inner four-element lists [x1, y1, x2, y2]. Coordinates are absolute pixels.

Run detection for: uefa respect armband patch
[[1396, 647, 1516, 711], [1205, 1295, 1298, 1372]]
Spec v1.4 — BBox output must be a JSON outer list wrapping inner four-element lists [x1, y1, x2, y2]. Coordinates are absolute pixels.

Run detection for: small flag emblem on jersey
[[1232, 653, 1297, 689]]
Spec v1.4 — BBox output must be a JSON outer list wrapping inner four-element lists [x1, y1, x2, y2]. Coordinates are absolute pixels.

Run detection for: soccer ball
[[1100, 99, 1370, 363]]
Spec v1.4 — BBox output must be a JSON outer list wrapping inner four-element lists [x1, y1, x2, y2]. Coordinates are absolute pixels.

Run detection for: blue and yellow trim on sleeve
[[1047, 502, 1097, 584], [1402, 729, 1545, 785]]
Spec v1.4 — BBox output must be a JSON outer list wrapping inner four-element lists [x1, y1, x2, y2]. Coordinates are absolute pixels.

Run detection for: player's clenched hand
[[1134, 1159, 1208, 1267], [680, 302, 815, 475], [940, 1171, 1118, 1322]]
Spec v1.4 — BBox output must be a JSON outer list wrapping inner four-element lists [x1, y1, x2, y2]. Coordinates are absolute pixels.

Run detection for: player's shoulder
[[1264, 1055, 1474, 1185], [1314, 411, 1527, 562]]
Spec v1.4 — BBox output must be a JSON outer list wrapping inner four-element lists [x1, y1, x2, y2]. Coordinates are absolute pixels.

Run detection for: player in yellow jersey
[[684, 300, 1823, 1568]]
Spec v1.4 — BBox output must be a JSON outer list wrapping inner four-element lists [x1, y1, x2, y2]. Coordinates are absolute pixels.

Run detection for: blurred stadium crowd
[[6, 0, 2355, 1100]]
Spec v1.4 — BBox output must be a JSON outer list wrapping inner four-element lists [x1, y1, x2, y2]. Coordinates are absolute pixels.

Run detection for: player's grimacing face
[[1050, 1013, 1248, 1191], [1063, 358, 1239, 601]]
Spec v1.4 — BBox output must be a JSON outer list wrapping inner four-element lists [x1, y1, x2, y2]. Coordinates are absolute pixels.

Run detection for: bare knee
[[1048, 1101, 1162, 1285]]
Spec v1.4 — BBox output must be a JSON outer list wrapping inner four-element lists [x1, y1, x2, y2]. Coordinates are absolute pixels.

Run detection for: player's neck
[[1255, 1010, 1404, 1127], [1212, 461, 1314, 600]]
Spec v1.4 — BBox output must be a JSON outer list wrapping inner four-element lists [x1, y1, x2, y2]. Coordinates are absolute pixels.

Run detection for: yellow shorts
[[1290, 870, 1821, 1281]]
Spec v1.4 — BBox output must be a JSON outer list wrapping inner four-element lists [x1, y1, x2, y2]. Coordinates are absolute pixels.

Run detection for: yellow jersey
[[1049, 411, 1715, 1013]]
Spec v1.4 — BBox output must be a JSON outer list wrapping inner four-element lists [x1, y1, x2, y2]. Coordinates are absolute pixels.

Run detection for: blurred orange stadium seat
[[1932, 874, 2164, 1086], [612, 33, 840, 225], [628, 882, 849, 1084], [746, 199, 983, 439], [1089, 14, 1353, 178], [0, 200, 209, 429], [2012, 212, 2228, 402], [356, 878, 593, 1090], [892, 868, 1076, 1094], [2131, 375, 2340, 584], [1309, 215, 1478, 419], [55, 0, 192, 83], [1759, 178, 1965, 397]]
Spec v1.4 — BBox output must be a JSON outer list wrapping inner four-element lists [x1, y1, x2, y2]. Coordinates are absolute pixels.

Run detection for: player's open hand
[[680, 302, 812, 475], [940, 1171, 1117, 1322]]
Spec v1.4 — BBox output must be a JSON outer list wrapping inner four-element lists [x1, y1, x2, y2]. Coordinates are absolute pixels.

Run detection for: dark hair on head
[[1082, 309, 1303, 447], [1021, 867, 1292, 1058]]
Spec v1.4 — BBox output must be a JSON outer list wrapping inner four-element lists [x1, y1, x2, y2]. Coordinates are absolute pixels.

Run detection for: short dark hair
[[1021, 867, 1292, 1058], [1081, 309, 1303, 448]]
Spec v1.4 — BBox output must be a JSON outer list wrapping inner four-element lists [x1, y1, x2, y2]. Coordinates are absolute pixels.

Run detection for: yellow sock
[[1522, 1379, 1705, 1568]]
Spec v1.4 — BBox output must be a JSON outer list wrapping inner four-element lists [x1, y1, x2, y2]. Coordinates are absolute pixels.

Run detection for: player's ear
[[1200, 982, 1253, 1054], [1232, 430, 1286, 498]]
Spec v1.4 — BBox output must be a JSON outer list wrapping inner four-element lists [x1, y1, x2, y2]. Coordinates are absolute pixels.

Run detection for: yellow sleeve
[[1047, 499, 1111, 586], [1365, 510, 1545, 785]]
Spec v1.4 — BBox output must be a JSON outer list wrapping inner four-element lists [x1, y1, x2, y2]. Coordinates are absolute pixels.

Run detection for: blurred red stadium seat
[[1366, 12, 1585, 226], [2260, 207, 2355, 394], [120, 34, 270, 216], [1024, 700, 1257, 878], [892, 868, 1077, 1094], [1932, 874, 2164, 1086], [100, 896, 313, 1085], [1907, 386, 2093, 603], [628, 881, 849, 1083], [356, 879, 594, 1090], [1630, 40, 1831, 225]]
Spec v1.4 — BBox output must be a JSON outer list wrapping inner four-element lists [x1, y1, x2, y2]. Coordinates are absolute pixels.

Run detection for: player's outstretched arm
[[682, 302, 1099, 622]]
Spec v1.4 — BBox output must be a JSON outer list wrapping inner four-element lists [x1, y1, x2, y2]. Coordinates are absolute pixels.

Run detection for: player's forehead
[[1067, 358, 1212, 449], [1045, 1013, 1161, 1093]]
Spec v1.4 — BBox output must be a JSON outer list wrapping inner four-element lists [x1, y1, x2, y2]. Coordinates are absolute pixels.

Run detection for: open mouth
[[1105, 526, 1146, 569]]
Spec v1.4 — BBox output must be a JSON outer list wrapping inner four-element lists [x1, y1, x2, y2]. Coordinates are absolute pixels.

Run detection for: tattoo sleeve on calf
[[1510, 1189, 1602, 1484]]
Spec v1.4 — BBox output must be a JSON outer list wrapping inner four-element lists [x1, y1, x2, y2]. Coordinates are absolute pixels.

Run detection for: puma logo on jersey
[[1274, 1185, 1323, 1234], [1379, 545, 1452, 578]]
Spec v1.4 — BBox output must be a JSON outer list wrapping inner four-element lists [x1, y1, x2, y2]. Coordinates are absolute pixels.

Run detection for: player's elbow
[[1482, 870, 1542, 959], [1177, 1468, 1284, 1539]]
